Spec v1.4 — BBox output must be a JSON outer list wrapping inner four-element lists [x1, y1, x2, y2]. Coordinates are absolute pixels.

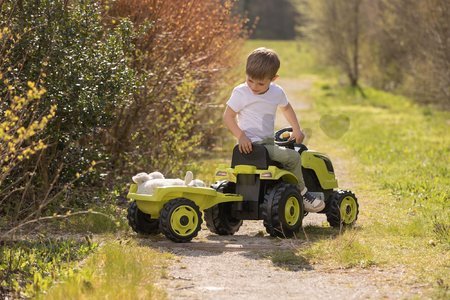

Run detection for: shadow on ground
[[134, 220, 360, 272]]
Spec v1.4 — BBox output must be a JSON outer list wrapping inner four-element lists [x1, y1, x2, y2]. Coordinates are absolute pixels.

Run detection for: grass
[[242, 40, 337, 78], [41, 240, 172, 299], [264, 250, 311, 271], [285, 73, 449, 296], [0, 192, 165, 299], [0, 238, 98, 298]]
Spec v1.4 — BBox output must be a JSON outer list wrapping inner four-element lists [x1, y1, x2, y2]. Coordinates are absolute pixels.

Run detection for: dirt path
[[147, 221, 415, 299], [147, 78, 419, 299]]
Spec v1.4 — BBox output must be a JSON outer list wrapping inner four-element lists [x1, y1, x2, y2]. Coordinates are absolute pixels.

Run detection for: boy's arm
[[280, 103, 305, 143], [223, 105, 253, 154]]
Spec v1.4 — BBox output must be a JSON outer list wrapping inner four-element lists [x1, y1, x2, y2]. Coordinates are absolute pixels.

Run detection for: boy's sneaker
[[302, 191, 325, 213]]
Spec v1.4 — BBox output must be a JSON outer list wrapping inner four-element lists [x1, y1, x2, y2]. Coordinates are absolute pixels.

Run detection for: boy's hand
[[289, 129, 305, 144], [238, 134, 253, 154]]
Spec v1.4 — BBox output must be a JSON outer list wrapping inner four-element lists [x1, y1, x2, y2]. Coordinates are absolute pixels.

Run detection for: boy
[[223, 47, 325, 212]]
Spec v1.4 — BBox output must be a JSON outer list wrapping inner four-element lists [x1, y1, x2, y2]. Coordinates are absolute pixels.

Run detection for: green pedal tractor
[[127, 127, 359, 242]]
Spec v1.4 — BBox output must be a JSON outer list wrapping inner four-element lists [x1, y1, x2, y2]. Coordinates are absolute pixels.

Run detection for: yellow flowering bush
[[0, 79, 57, 186]]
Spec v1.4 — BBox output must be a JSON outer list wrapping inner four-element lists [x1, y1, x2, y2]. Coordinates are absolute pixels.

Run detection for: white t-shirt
[[227, 82, 289, 142]]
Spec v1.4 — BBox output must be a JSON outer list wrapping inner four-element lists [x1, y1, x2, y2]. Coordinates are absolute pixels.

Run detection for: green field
[[303, 82, 449, 297]]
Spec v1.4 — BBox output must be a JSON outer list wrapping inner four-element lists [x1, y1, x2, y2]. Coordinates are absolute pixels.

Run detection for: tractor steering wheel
[[274, 127, 297, 147], [274, 127, 308, 152]]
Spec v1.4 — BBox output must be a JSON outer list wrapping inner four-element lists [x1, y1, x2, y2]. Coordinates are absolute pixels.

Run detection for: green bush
[[2, 0, 135, 177], [0, 0, 137, 221], [0, 0, 246, 227]]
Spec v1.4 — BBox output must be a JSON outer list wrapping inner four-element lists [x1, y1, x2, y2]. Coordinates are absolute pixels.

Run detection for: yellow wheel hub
[[284, 196, 300, 225], [170, 205, 198, 236], [340, 196, 358, 224]]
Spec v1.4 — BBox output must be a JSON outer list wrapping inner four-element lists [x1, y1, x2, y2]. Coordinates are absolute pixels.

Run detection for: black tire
[[262, 182, 304, 238], [204, 203, 242, 235], [204, 181, 242, 235], [326, 190, 359, 228], [127, 201, 160, 235], [159, 198, 202, 243]]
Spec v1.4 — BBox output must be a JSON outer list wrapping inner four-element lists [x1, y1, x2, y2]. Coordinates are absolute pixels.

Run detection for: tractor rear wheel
[[159, 198, 202, 243], [127, 201, 160, 235], [326, 190, 359, 228], [205, 181, 242, 235], [263, 182, 303, 238], [204, 203, 242, 235]]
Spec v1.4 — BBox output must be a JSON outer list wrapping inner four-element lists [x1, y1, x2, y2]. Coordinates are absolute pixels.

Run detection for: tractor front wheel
[[263, 182, 303, 238], [159, 198, 202, 243], [326, 190, 359, 228], [127, 201, 160, 235]]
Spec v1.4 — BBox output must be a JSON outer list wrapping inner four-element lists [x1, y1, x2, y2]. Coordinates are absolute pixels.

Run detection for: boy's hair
[[246, 47, 280, 80]]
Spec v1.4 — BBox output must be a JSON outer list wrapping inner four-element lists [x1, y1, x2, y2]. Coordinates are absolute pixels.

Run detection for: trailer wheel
[[127, 201, 160, 235], [160, 198, 202, 243]]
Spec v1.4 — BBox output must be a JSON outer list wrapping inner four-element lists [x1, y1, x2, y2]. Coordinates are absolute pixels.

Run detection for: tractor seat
[[231, 144, 284, 169]]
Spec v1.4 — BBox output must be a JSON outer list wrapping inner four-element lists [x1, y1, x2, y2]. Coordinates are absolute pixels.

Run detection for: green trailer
[[127, 185, 242, 242]]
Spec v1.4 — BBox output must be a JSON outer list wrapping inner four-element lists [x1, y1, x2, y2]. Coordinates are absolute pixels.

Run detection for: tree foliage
[[371, 0, 450, 104], [305, 0, 449, 106], [307, 0, 365, 89]]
